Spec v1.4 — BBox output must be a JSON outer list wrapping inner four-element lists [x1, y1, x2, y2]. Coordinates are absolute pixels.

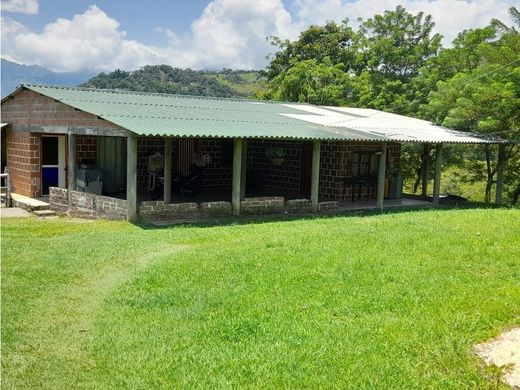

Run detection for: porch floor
[[335, 197, 432, 213]]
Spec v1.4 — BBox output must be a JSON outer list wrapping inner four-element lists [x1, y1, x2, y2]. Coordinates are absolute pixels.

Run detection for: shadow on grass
[[135, 200, 512, 230]]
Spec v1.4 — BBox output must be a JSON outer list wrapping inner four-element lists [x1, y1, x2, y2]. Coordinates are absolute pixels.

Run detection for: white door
[[41, 135, 66, 195]]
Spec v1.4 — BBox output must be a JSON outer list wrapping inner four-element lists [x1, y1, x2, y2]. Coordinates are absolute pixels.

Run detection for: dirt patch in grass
[[477, 328, 520, 388]]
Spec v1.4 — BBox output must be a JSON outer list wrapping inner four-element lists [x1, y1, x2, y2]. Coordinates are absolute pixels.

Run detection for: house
[[0, 84, 505, 222]]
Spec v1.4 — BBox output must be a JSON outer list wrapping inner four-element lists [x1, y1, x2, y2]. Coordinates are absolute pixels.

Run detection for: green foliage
[[264, 6, 441, 114], [260, 58, 352, 105], [81, 65, 267, 98], [264, 146, 284, 158], [2, 210, 520, 388]]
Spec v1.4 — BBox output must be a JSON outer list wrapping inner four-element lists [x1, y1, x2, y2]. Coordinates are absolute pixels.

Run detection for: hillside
[[81, 65, 267, 98], [1, 59, 93, 97]]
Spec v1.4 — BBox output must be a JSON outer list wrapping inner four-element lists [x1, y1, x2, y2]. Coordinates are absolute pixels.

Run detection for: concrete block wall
[[49, 187, 127, 220]]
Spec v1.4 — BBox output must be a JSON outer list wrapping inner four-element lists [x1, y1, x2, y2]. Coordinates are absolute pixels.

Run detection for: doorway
[[41, 135, 65, 195]]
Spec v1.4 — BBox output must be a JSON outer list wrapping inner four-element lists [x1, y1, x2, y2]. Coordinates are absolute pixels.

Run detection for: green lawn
[[2, 208, 520, 389]]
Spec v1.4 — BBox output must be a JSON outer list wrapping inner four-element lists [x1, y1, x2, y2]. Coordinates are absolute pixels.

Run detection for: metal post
[[232, 138, 243, 216], [163, 138, 172, 204], [240, 139, 247, 200], [126, 135, 137, 221], [377, 142, 387, 211], [432, 143, 443, 205], [421, 143, 430, 197], [67, 133, 77, 209], [311, 140, 321, 212], [496, 143, 506, 205]]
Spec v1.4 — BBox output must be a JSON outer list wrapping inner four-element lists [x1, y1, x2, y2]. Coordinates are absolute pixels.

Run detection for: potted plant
[[265, 147, 284, 165]]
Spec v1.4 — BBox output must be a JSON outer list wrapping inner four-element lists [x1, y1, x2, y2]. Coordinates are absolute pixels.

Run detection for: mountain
[[1, 59, 94, 97], [81, 65, 267, 98]]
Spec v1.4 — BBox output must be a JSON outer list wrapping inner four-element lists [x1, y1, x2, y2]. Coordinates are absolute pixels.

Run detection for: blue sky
[[1, 0, 517, 72]]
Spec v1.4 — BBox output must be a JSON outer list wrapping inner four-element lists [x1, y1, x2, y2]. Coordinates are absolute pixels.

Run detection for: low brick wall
[[49, 187, 127, 220], [240, 196, 285, 215], [318, 201, 339, 212], [199, 201, 232, 217], [285, 198, 312, 213], [139, 201, 199, 221]]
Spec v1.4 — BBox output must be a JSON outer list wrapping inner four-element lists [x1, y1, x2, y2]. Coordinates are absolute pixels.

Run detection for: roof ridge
[[22, 83, 311, 106]]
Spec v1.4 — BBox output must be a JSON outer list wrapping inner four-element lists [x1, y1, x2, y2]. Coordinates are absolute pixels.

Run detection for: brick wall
[[1, 88, 126, 197], [49, 187, 127, 220], [77, 135, 97, 163], [199, 139, 232, 191], [136, 137, 232, 194], [319, 141, 401, 201], [6, 131, 40, 197], [1, 88, 120, 128], [247, 140, 302, 195]]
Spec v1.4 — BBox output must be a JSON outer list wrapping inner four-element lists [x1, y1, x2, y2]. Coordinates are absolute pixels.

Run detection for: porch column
[[240, 139, 247, 200], [421, 143, 430, 197], [67, 133, 77, 209], [377, 142, 387, 211], [163, 138, 172, 203], [126, 135, 137, 221], [311, 140, 321, 213], [496, 143, 506, 205], [232, 138, 243, 216], [432, 143, 443, 205]]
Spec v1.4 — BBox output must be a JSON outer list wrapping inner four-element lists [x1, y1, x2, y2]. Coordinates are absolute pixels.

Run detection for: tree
[[260, 57, 352, 105], [264, 6, 442, 114], [423, 19, 520, 203]]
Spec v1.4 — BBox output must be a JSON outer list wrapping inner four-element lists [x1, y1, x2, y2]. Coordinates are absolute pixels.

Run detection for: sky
[[1, 0, 517, 73]]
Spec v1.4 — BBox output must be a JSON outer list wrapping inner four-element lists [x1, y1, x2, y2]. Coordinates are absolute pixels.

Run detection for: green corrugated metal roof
[[23, 84, 367, 140], [11, 84, 500, 144]]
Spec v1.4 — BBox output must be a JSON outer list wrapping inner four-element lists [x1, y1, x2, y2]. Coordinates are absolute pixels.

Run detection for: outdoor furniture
[[343, 175, 378, 201]]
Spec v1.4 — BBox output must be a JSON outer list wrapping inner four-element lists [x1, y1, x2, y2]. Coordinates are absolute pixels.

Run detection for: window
[[351, 152, 378, 177]]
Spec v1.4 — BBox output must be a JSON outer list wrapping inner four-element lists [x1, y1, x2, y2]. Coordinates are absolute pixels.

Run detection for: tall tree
[[423, 17, 520, 203]]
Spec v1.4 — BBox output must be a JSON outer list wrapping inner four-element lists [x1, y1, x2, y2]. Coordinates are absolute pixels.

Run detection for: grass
[[2, 208, 520, 389]]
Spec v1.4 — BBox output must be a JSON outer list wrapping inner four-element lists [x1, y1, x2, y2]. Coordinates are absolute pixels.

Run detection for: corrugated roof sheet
[[18, 84, 501, 144]]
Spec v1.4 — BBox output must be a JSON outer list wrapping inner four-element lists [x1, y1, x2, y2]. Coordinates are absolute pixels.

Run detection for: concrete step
[[11, 193, 50, 212], [33, 209, 57, 217]]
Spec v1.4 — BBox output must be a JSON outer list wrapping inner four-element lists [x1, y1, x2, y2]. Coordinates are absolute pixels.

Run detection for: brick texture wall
[[247, 140, 302, 196], [5, 131, 40, 197], [1, 89, 120, 128], [319, 141, 401, 200], [1, 88, 125, 197], [77, 135, 97, 163], [199, 139, 233, 191]]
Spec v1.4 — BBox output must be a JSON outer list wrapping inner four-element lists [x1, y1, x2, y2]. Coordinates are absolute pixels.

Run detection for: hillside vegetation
[[81, 66, 267, 98]]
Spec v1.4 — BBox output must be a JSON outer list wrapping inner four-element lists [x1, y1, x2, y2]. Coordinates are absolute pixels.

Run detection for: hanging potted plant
[[265, 146, 284, 165]]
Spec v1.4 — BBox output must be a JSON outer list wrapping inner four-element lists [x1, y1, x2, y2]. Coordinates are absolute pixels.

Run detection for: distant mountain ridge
[[81, 65, 266, 98], [1, 60, 266, 99], [1, 59, 94, 97]]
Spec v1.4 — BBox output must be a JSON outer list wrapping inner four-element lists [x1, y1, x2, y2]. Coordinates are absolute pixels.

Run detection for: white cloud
[[1, 0, 38, 14], [168, 0, 298, 69], [2, 6, 166, 72], [1, 0, 517, 72]]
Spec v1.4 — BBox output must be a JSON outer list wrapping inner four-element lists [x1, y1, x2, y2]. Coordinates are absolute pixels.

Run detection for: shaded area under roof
[[10, 84, 503, 144]]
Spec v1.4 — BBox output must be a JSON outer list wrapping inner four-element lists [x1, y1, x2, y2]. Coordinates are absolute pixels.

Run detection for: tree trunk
[[484, 145, 494, 204]]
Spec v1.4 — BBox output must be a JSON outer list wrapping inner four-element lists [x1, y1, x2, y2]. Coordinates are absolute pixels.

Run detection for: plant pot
[[271, 157, 284, 165]]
